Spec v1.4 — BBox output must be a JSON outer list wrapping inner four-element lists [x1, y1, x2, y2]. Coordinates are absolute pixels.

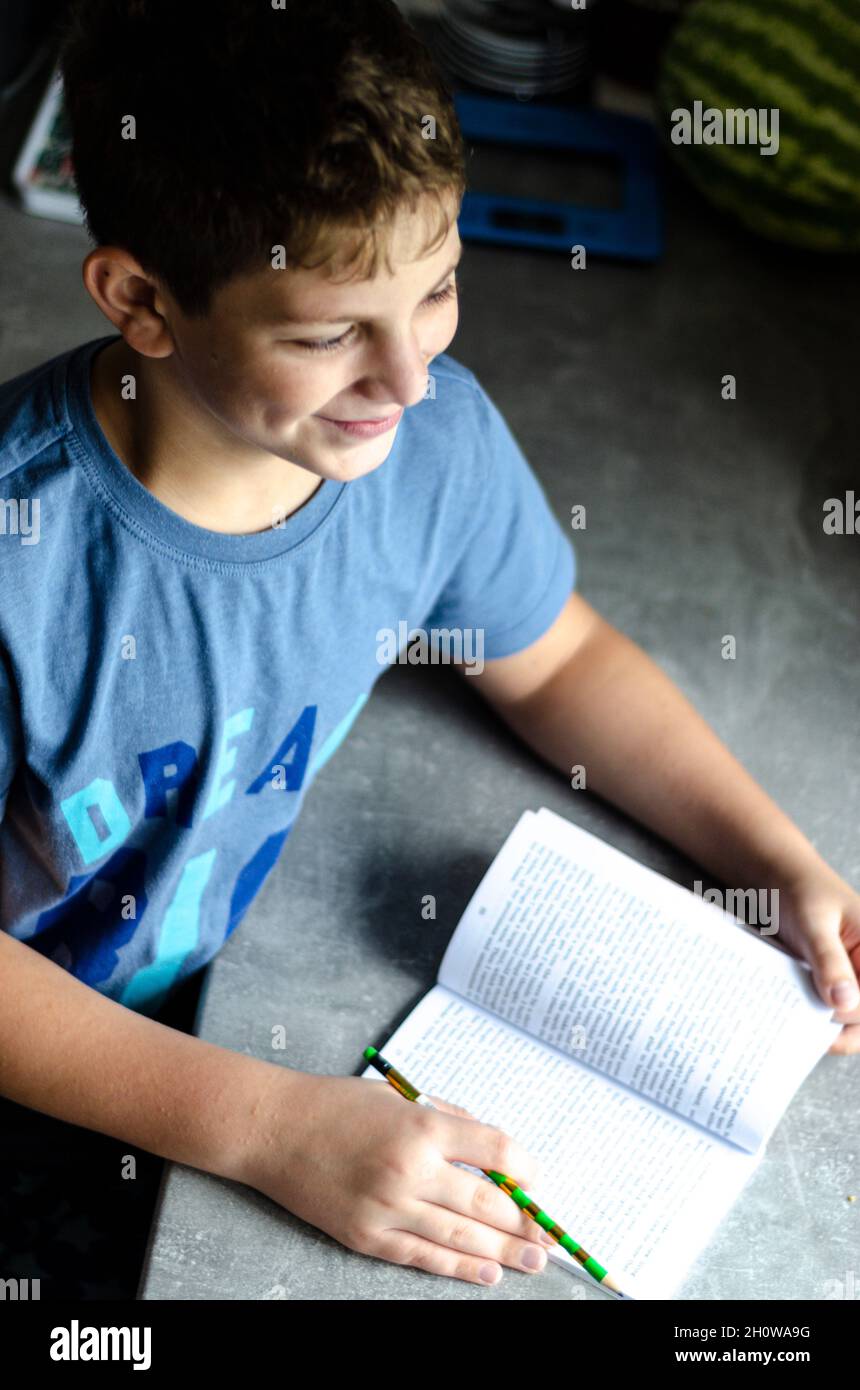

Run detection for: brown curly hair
[[58, 0, 467, 316]]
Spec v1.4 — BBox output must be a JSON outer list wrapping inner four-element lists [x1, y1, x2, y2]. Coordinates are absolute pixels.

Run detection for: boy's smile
[[86, 194, 462, 535], [314, 407, 404, 440]]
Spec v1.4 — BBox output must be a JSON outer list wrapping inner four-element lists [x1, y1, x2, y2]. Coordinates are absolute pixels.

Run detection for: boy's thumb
[[804, 925, 860, 1011], [424, 1095, 475, 1121]]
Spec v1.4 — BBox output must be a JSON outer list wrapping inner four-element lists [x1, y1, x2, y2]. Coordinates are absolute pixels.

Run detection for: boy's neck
[[89, 338, 323, 535]]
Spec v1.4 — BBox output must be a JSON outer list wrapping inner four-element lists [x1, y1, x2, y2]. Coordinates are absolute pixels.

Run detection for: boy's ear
[[82, 246, 175, 358]]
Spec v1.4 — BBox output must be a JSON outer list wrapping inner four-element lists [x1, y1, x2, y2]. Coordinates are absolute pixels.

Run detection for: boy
[[1, 0, 858, 1296]]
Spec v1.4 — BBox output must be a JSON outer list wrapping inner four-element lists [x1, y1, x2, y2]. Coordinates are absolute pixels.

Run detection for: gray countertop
[[135, 162, 860, 1300], [3, 144, 851, 1300]]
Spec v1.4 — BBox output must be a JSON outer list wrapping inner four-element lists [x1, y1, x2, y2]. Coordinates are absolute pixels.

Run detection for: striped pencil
[[363, 1045, 635, 1300]]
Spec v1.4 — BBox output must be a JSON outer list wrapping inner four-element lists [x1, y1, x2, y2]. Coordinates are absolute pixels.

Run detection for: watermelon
[[656, 0, 860, 251]]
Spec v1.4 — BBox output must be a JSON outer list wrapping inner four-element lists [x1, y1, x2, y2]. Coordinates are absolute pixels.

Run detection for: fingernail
[[480, 1263, 501, 1284], [521, 1246, 546, 1271], [832, 982, 859, 1008]]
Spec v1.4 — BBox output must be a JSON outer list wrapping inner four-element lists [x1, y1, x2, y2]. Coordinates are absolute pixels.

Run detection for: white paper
[[438, 809, 839, 1152], [362, 986, 760, 1300]]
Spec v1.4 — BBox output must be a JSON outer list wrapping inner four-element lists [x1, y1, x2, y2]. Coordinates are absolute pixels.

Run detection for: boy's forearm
[[0, 928, 291, 1185], [500, 619, 826, 889]]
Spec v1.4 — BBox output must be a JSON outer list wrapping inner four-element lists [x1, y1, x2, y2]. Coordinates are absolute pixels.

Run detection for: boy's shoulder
[[423, 351, 487, 418], [0, 340, 88, 485], [403, 351, 502, 467], [427, 350, 481, 392]]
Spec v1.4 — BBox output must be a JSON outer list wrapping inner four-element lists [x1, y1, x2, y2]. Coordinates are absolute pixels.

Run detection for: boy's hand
[[241, 1070, 552, 1286], [769, 860, 860, 1054]]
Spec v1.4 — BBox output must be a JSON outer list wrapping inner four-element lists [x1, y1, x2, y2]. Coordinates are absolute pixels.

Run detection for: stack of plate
[[436, 0, 598, 101]]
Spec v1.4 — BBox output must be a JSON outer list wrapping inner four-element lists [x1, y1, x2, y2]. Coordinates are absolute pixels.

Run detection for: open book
[[360, 807, 840, 1300]]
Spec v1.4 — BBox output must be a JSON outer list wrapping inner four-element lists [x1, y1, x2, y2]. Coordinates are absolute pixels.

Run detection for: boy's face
[[153, 196, 462, 485]]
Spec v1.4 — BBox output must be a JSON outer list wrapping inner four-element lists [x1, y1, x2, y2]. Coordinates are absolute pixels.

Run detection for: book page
[[361, 986, 759, 1300], [438, 809, 839, 1153]]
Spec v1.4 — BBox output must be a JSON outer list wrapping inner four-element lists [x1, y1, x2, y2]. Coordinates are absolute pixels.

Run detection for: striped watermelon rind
[[656, 0, 860, 251]]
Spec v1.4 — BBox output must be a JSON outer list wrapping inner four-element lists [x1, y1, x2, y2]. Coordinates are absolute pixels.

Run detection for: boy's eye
[[290, 276, 459, 354]]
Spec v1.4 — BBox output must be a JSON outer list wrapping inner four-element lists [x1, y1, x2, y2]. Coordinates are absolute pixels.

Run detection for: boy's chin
[[311, 437, 397, 482], [272, 418, 400, 481]]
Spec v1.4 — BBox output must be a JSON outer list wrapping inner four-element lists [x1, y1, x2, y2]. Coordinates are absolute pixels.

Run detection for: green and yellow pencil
[[363, 1045, 635, 1300]]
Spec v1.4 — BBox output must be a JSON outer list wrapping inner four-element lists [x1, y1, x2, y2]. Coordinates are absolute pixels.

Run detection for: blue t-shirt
[[0, 334, 575, 1015]]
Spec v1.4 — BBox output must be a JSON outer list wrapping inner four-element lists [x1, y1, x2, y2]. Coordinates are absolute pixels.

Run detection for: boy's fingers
[[426, 1095, 474, 1121], [828, 1023, 860, 1055], [429, 1164, 555, 1245], [426, 1099, 540, 1188], [443, 1119, 540, 1190], [802, 921, 860, 1012]]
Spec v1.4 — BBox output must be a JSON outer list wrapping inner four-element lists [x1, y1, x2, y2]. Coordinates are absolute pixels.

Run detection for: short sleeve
[[0, 645, 22, 823], [421, 385, 576, 660]]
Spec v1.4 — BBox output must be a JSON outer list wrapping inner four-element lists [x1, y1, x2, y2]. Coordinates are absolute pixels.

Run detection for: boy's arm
[[467, 593, 818, 888], [0, 929, 553, 1288], [0, 927, 291, 1182], [466, 592, 860, 1038]]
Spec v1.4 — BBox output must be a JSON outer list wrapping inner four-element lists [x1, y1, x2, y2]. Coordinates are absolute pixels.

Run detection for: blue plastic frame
[[454, 92, 663, 263]]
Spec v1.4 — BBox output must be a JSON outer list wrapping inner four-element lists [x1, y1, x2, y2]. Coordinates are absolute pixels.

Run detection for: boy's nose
[[364, 338, 435, 410]]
